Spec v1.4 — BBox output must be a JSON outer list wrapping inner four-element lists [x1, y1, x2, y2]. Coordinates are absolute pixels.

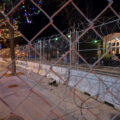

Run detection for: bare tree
[[44, 0, 86, 64]]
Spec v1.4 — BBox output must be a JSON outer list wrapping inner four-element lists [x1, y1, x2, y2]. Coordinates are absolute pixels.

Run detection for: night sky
[[19, 0, 106, 39], [0, 0, 120, 45], [18, 0, 119, 40]]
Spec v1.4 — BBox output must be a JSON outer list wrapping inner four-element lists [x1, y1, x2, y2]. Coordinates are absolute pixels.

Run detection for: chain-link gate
[[0, 0, 120, 120]]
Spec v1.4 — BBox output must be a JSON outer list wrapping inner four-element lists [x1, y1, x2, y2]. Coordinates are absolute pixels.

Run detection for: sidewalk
[[0, 75, 63, 120], [0, 63, 119, 120]]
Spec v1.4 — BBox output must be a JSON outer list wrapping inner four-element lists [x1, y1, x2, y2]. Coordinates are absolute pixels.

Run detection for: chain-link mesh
[[0, 0, 120, 120]]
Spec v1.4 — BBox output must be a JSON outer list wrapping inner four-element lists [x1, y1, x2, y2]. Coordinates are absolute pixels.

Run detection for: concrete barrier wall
[[69, 69, 120, 109], [2, 59, 120, 109], [16, 60, 27, 69]]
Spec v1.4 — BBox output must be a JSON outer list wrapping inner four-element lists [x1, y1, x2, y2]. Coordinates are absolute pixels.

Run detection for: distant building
[[103, 33, 120, 55]]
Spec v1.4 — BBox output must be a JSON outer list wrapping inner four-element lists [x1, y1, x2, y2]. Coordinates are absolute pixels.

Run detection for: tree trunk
[[8, 25, 16, 75]]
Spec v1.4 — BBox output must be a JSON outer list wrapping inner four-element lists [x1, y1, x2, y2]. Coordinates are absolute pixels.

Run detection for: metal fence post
[[70, 31, 72, 67], [35, 43, 37, 61], [40, 40, 42, 63], [76, 30, 79, 64]]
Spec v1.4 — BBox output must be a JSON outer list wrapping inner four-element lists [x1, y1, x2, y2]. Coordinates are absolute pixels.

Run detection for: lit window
[[116, 37, 119, 41], [108, 43, 111, 47], [117, 42, 119, 46], [112, 42, 115, 46]]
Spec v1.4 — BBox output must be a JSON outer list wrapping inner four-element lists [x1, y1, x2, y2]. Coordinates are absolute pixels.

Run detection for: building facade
[[103, 33, 120, 55]]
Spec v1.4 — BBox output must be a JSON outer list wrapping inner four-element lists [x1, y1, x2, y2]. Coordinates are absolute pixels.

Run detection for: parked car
[[86, 57, 97, 64], [28, 55, 35, 58], [100, 58, 119, 67]]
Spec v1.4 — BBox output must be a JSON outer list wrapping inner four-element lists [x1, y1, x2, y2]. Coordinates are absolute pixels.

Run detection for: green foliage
[[104, 54, 112, 59]]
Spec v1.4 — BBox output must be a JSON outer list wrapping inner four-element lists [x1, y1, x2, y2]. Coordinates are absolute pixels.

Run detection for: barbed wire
[[0, 0, 120, 120]]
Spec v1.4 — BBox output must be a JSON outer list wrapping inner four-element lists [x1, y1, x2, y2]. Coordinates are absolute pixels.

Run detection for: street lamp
[[55, 37, 58, 41], [67, 34, 71, 38], [93, 40, 98, 43]]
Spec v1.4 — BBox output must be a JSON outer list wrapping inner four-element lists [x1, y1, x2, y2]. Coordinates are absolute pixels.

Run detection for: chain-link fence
[[0, 0, 120, 120]]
